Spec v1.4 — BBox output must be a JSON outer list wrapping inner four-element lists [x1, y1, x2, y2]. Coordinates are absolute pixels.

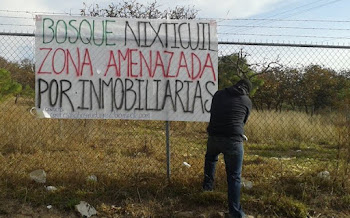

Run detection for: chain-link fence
[[1, 32, 350, 215]]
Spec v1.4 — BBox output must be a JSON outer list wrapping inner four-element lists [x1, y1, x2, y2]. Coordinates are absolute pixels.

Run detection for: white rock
[[46, 186, 57, 192], [241, 178, 253, 189], [47, 205, 52, 209], [317, 171, 330, 180], [87, 175, 98, 182], [75, 201, 97, 217], [183, 162, 191, 168], [29, 169, 46, 183]]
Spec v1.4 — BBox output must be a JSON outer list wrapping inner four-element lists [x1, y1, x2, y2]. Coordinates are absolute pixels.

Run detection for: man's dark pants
[[203, 135, 245, 218]]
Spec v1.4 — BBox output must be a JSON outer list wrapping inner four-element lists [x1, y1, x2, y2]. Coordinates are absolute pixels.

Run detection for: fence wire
[[0, 32, 350, 203]]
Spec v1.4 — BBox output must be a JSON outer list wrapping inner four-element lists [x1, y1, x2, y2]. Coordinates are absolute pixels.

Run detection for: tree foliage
[[252, 65, 350, 114], [218, 53, 263, 95], [80, 0, 198, 19], [0, 57, 35, 101], [217, 51, 350, 114], [0, 68, 22, 102]]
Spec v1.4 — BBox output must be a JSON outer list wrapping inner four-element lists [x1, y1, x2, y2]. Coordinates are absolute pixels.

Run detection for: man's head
[[235, 79, 252, 94]]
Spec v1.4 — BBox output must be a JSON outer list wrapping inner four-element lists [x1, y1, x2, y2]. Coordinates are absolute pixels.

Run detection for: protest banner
[[35, 15, 218, 121]]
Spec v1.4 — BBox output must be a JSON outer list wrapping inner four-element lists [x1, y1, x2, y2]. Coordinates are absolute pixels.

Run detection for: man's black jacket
[[207, 84, 252, 140]]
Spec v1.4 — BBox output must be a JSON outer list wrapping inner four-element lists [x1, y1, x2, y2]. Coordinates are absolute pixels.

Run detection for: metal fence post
[[165, 120, 171, 182]]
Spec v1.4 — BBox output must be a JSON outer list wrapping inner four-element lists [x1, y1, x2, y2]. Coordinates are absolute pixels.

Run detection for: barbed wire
[[0, 11, 349, 42], [3, 21, 348, 31], [0, 9, 80, 16], [218, 25, 350, 31], [218, 0, 344, 33], [0, 10, 350, 23], [218, 33, 350, 40], [206, 18, 350, 23]]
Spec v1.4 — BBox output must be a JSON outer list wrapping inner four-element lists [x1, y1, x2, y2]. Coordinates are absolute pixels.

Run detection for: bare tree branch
[[248, 60, 282, 79], [81, 0, 198, 19]]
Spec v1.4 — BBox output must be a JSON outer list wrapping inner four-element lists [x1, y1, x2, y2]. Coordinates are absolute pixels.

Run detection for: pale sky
[[1, 0, 350, 44]]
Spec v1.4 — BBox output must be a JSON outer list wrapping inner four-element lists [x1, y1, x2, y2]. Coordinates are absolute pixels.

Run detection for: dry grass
[[0, 97, 350, 217], [246, 110, 340, 145]]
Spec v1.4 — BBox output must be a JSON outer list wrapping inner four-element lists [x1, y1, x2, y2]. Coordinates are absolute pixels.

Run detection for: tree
[[251, 64, 348, 114], [10, 58, 35, 89], [0, 56, 35, 103], [218, 49, 276, 96], [252, 69, 280, 111], [0, 68, 22, 102], [299, 65, 338, 114], [218, 53, 249, 90], [80, 0, 198, 19], [336, 73, 350, 107], [281, 68, 302, 110]]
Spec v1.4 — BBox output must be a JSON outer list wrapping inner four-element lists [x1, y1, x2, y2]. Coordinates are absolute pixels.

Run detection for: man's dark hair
[[236, 79, 252, 94]]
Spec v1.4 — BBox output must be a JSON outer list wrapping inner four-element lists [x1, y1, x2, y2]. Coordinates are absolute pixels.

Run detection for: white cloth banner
[[35, 15, 218, 121]]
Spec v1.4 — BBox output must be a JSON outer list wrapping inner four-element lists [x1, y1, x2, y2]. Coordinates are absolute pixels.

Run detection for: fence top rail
[[218, 41, 350, 49], [0, 32, 34, 37], [1, 32, 350, 49]]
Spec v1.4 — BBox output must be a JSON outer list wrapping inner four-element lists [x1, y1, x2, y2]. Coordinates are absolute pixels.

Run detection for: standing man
[[203, 79, 252, 218]]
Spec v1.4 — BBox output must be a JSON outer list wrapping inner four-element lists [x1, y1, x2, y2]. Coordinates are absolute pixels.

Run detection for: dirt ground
[[0, 199, 78, 218], [1, 199, 350, 218], [0, 199, 235, 218]]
